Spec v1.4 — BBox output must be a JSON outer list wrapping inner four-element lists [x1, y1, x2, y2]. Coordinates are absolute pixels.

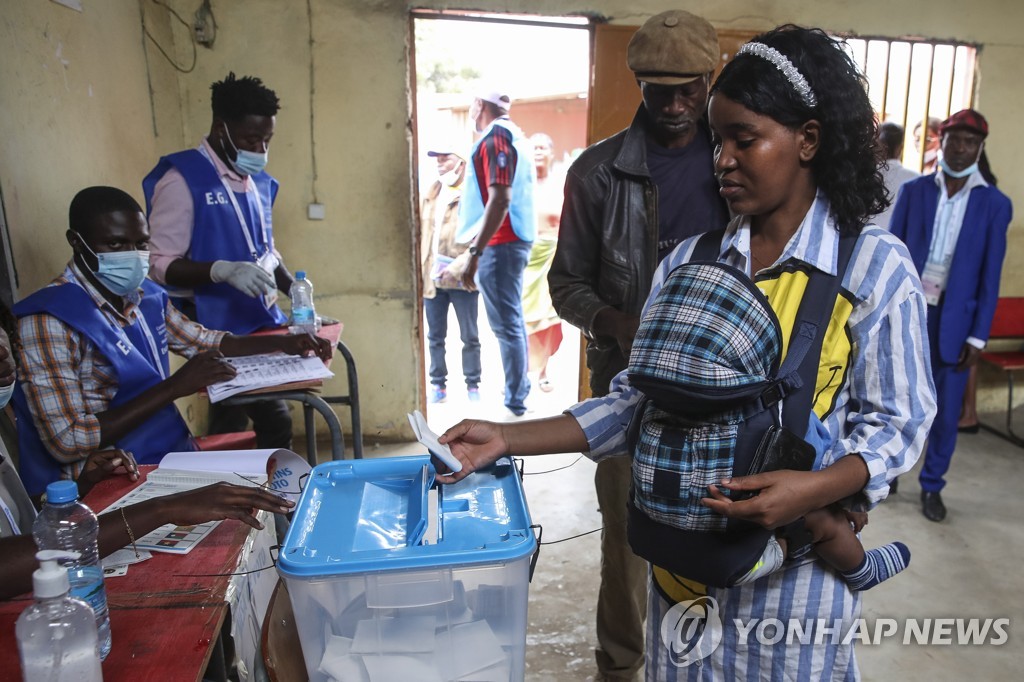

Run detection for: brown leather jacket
[[549, 106, 724, 395]]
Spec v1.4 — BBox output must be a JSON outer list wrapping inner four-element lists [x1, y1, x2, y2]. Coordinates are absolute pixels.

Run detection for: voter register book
[[101, 449, 311, 554]]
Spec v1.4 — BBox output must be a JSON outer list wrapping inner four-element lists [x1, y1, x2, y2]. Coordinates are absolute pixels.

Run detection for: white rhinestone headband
[[737, 42, 818, 108]]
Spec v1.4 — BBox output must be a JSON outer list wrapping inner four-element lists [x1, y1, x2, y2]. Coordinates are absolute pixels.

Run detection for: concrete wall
[[2, 0, 1022, 442], [0, 1, 183, 289]]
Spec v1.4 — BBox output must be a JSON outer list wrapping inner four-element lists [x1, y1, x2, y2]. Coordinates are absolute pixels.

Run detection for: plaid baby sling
[[625, 228, 856, 587]]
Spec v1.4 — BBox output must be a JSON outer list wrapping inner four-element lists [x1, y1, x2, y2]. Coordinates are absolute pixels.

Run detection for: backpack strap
[[690, 228, 726, 261], [774, 232, 858, 434]]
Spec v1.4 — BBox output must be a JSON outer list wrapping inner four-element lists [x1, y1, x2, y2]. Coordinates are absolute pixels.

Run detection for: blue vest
[[142, 149, 288, 334], [457, 118, 537, 245], [12, 280, 194, 496]]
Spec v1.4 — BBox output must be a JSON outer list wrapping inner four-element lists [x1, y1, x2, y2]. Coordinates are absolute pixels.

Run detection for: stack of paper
[[319, 617, 509, 682], [207, 352, 334, 402]]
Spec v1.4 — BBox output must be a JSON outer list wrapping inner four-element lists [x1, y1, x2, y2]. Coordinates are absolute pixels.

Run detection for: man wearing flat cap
[[890, 109, 1013, 523], [548, 10, 727, 681], [459, 91, 536, 417]]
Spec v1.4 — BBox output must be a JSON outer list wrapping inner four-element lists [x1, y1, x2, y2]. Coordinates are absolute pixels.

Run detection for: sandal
[[538, 378, 554, 393]]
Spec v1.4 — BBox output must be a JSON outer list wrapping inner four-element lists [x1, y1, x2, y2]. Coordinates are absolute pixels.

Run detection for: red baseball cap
[[940, 109, 988, 139]]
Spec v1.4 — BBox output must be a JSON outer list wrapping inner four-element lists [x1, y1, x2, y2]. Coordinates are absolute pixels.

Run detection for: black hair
[[711, 26, 887, 235], [210, 72, 280, 121], [979, 150, 998, 186], [68, 186, 143, 239], [877, 122, 905, 159], [481, 100, 507, 119]]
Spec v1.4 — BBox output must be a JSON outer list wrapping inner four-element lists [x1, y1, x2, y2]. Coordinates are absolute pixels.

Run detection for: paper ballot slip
[[207, 352, 334, 403], [407, 410, 463, 473]]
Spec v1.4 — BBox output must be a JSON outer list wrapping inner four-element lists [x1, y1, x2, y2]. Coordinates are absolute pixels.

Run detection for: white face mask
[[439, 164, 462, 187]]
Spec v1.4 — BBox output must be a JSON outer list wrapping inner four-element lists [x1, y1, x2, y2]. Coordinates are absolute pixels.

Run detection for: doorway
[[410, 11, 590, 431]]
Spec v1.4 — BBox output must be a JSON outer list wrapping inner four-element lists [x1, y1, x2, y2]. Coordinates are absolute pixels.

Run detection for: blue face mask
[[222, 124, 269, 176], [81, 241, 150, 296], [0, 381, 14, 409], [939, 157, 979, 179]]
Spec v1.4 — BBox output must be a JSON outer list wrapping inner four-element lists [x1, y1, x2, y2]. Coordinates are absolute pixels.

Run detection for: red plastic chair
[[978, 297, 1024, 446], [194, 431, 258, 451]]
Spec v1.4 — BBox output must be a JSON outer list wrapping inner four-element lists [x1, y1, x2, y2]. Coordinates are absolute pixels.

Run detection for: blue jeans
[[477, 240, 532, 413], [424, 288, 481, 388]]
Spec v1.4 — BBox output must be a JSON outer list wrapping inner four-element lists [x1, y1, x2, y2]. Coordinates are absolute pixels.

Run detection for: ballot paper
[[101, 548, 153, 578], [407, 410, 463, 473], [207, 352, 334, 402]]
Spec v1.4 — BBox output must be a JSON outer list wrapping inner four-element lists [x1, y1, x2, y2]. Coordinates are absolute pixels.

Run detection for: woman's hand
[[701, 470, 828, 529], [77, 449, 139, 497], [154, 482, 295, 530], [435, 420, 509, 484]]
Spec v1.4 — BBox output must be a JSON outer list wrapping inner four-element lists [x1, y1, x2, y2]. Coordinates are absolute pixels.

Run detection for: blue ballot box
[[277, 455, 536, 682]]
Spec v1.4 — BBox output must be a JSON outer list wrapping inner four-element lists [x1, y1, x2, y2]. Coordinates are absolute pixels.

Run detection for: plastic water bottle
[[32, 481, 112, 660], [290, 271, 318, 334], [16, 550, 103, 682]]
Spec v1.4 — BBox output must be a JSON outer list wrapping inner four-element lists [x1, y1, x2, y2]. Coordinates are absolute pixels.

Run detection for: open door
[[577, 24, 757, 400]]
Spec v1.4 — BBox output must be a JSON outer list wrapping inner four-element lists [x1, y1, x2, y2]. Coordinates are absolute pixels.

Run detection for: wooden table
[[219, 322, 363, 463], [0, 468, 264, 681]]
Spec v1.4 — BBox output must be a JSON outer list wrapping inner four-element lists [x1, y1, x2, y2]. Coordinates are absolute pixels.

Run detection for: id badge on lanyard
[[203, 147, 278, 310], [74, 278, 168, 379], [258, 250, 280, 309], [135, 313, 169, 379], [921, 261, 948, 307]]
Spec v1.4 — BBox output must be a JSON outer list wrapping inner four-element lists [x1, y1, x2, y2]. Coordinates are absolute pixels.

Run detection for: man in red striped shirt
[[459, 91, 537, 416]]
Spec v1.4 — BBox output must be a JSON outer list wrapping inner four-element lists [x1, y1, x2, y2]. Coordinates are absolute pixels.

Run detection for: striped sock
[[841, 542, 911, 591]]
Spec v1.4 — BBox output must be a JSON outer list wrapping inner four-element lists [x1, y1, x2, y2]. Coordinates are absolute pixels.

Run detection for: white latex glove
[[210, 260, 277, 297]]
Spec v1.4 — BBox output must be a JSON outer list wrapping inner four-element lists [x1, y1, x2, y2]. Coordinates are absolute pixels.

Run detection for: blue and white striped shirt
[[568, 195, 935, 509], [568, 196, 936, 681]]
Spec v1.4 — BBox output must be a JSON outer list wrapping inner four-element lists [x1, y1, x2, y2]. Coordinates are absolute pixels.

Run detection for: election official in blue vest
[[143, 73, 298, 449], [12, 187, 331, 497], [889, 109, 1013, 522]]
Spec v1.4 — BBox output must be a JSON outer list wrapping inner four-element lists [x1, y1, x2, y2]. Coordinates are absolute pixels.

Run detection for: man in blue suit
[[890, 109, 1013, 522]]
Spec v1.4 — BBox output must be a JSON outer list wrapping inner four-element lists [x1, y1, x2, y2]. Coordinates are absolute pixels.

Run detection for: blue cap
[[295, 271, 306, 279], [46, 480, 80, 504]]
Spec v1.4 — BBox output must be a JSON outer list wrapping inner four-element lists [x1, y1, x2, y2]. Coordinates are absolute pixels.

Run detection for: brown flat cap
[[627, 10, 719, 85]]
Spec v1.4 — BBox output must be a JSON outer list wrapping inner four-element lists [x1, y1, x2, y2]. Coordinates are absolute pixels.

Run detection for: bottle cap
[[33, 550, 80, 599], [45, 480, 79, 504], [296, 271, 306, 279]]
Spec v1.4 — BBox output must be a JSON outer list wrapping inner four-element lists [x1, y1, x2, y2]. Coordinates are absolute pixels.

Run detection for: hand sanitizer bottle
[[16, 550, 103, 682]]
